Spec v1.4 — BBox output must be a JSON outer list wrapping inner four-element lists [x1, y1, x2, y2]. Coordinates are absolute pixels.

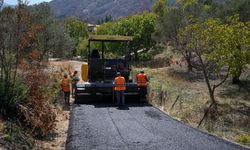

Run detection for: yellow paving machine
[[75, 35, 140, 103]]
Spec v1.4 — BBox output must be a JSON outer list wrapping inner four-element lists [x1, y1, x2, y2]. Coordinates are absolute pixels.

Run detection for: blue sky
[[5, 0, 52, 5]]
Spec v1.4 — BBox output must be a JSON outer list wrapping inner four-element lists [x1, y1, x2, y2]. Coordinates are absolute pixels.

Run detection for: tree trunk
[[232, 76, 240, 84], [232, 67, 242, 84], [134, 50, 138, 61], [198, 55, 217, 108], [184, 51, 192, 72], [186, 57, 193, 72]]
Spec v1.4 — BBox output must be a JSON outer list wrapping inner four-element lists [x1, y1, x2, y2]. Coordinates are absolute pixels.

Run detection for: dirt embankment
[[36, 60, 84, 149]]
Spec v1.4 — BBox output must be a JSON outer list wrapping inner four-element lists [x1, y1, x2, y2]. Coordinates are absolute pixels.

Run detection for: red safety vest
[[136, 73, 147, 87], [61, 78, 70, 92], [115, 76, 126, 91]]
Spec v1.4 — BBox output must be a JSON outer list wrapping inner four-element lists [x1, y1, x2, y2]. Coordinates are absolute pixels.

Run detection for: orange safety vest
[[136, 73, 147, 87], [61, 78, 70, 92], [114, 76, 126, 91]]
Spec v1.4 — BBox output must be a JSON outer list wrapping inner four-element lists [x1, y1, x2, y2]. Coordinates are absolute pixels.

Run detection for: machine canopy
[[89, 35, 133, 42]]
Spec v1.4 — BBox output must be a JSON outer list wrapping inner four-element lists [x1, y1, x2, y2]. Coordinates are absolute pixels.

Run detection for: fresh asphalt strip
[[66, 104, 249, 150]]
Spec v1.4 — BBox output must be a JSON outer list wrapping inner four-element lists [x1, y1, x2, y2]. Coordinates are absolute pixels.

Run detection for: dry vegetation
[[35, 60, 81, 149], [0, 61, 81, 149], [133, 59, 250, 147]]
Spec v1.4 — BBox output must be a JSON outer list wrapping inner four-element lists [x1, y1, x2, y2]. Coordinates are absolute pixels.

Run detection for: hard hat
[[140, 70, 144, 73], [117, 72, 121, 76]]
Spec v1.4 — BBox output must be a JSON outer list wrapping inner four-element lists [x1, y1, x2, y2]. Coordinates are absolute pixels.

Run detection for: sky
[[5, 0, 52, 5]]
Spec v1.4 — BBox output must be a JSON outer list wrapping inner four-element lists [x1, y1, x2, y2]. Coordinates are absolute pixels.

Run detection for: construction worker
[[61, 73, 70, 105], [114, 72, 126, 106], [136, 70, 148, 102], [70, 70, 80, 97]]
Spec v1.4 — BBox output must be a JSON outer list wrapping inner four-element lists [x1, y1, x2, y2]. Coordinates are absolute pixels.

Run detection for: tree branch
[[212, 67, 230, 92]]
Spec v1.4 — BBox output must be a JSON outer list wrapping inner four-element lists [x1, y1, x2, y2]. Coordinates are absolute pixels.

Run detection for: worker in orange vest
[[136, 70, 148, 102], [61, 73, 71, 105], [114, 72, 126, 106]]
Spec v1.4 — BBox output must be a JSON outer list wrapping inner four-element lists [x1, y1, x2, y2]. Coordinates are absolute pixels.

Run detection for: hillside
[[1, 3, 15, 9], [49, 0, 160, 24]]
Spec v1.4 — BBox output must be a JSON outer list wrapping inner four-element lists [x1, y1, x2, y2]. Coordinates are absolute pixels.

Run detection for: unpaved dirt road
[[66, 104, 248, 150]]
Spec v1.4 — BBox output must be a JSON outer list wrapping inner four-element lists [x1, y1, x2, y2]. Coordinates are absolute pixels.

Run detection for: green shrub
[[0, 78, 29, 115], [139, 53, 153, 61], [237, 134, 250, 146], [3, 120, 34, 149]]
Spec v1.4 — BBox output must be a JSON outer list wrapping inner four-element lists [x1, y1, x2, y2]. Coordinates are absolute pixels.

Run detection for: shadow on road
[[74, 102, 152, 109], [116, 106, 130, 110]]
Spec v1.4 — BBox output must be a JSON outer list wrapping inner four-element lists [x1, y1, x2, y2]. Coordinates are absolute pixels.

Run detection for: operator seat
[[91, 49, 100, 58]]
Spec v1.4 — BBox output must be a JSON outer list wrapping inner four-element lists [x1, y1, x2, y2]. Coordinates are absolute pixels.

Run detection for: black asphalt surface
[[66, 104, 248, 150]]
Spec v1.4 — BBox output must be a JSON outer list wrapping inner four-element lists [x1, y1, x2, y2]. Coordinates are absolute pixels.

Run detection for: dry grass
[[133, 64, 250, 148], [35, 60, 83, 149]]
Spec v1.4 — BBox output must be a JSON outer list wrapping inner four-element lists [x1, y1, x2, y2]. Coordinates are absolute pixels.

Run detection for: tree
[[222, 16, 250, 84], [153, 0, 210, 71], [0, 6, 27, 111], [64, 18, 89, 56], [179, 16, 250, 106], [96, 13, 156, 61], [0, 1, 66, 137], [152, 0, 167, 17], [51, 21, 75, 58], [178, 19, 231, 109], [218, 0, 250, 22], [76, 38, 88, 57], [29, 3, 53, 60]]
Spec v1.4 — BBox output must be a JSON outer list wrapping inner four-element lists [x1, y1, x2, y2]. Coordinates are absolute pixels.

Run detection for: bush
[[0, 78, 29, 116], [139, 52, 153, 61], [237, 134, 250, 146], [19, 64, 56, 137], [3, 120, 34, 149]]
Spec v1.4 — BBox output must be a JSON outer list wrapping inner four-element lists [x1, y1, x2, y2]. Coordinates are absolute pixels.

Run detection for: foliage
[[97, 15, 112, 25], [138, 52, 153, 61], [0, 2, 59, 138], [152, 0, 167, 17], [64, 18, 89, 56], [178, 19, 226, 107], [76, 38, 89, 57], [237, 134, 250, 146], [19, 51, 56, 136], [223, 16, 250, 83], [178, 16, 250, 107], [217, 0, 250, 22], [64, 18, 89, 41], [96, 12, 156, 60], [3, 120, 34, 149], [50, 21, 75, 58], [153, 6, 184, 45], [28, 3, 54, 60], [0, 5, 29, 115]]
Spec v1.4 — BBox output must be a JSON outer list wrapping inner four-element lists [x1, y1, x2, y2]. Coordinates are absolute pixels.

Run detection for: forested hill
[[1, 3, 15, 9], [49, 0, 174, 24]]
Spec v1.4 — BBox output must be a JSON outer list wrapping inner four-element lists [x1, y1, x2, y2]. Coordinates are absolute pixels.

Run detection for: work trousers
[[71, 84, 76, 96], [64, 91, 70, 105], [116, 91, 125, 105], [138, 86, 147, 102]]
